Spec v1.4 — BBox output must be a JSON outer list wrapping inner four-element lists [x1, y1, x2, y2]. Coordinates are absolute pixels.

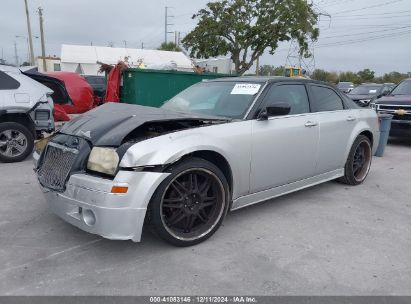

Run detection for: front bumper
[[40, 170, 170, 242], [390, 120, 411, 136]]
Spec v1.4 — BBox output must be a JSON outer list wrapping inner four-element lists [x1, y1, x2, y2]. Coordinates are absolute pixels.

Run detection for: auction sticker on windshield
[[231, 83, 261, 95]]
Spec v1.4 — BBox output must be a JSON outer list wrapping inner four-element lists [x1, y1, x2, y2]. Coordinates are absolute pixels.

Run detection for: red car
[[24, 70, 98, 121]]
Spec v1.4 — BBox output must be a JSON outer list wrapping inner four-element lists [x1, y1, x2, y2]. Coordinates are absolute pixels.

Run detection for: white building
[[60, 44, 195, 75], [37, 56, 61, 72], [194, 57, 234, 74]]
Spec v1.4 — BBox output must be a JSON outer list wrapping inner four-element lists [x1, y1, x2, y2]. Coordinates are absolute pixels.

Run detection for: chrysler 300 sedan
[[34, 77, 380, 246]]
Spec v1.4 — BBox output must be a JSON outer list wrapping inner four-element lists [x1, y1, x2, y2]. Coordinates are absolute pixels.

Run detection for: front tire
[[0, 122, 34, 163], [150, 157, 229, 246], [340, 135, 372, 185]]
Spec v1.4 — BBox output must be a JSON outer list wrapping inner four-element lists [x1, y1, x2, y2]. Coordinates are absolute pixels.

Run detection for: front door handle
[[305, 121, 318, 128], [346, 116, 356, 122]]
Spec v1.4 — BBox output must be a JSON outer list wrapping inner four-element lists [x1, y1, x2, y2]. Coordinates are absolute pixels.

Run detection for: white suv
[[0, 65, 54, 162]]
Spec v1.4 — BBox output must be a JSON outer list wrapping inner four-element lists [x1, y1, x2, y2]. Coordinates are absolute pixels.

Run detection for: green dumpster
[[120, 69, 234, 107]]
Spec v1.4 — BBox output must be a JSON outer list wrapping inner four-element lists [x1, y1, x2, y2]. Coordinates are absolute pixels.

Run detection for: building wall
[[37, 58, 61, 73], [195, 58, 234, 74], [60, 63, 101, 76]]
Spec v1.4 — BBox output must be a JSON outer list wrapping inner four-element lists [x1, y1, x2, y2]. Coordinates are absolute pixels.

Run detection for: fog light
[[82, 209, 96, 226]]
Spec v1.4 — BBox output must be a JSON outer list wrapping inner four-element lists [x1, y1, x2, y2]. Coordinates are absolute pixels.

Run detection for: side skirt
[[231, 169, 344, 211]]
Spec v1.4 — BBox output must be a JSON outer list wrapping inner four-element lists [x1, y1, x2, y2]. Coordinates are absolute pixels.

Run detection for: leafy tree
[[339, 71, 359, 84], [357, 69, 375, 83], [311, 69, 338, 84], [259, 65, 285, 76], [381, 71, 408, 84], [182, 0, 319, 75], [158, 42, 182, 52]]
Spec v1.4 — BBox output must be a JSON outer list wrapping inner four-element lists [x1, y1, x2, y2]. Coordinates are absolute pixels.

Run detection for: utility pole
[[141, 42, 144, 49], [24, 0, 35, 65], [164, 6, 174, 44], [38, 7, 47, 71], [123, 40, 127, 48], [14, 41, 19, 66]]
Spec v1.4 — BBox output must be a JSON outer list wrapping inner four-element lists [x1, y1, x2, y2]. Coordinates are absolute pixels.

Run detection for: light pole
[[16, 35, 39, 65], [24, 0, 35, 65], [38, 7, 47, 72]]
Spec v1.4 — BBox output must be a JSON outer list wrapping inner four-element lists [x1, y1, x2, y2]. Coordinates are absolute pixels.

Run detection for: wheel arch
[[358, 130, 373, 147], [0, 112, 35, 137], [176, 150, 233, 200]]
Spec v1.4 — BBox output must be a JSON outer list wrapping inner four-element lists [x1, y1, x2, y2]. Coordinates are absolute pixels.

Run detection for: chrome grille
[[37, 142, 79, 191]]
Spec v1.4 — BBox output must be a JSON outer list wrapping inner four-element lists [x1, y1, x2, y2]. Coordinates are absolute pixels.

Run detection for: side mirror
[[382, 90, 391, 96], [257, 103, 291, 120]]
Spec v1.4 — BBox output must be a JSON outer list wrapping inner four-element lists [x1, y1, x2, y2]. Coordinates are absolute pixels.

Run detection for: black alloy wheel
[[340, 135, 372, 185], [150, 158, 229, 246]]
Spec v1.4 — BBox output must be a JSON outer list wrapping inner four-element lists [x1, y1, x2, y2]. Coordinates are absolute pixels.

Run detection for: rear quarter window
[[0, 71, 20, 90]]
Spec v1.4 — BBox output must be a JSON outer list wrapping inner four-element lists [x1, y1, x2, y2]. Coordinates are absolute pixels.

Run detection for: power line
[[316, 29, 411, 47], [320, 24, 411, 39], [334, 0, 405, 15]]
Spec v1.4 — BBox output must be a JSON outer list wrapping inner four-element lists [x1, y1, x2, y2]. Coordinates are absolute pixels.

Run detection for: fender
[[120, 120, 253, 199], [343, 110, 379, 162]]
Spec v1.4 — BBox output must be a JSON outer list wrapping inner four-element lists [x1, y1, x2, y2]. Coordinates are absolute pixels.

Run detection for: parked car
[[347, 83, 392, 107], [83, 75, 106, 101], [371, 78, 411, 136], [25, 70, 96, 121], [337, 81, 354, 93], [34, 77, 379, 246], [0, 65, 54, 162]]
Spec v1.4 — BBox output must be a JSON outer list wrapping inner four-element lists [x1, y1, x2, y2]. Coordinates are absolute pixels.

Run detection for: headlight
[[87, 147, 119, 176]]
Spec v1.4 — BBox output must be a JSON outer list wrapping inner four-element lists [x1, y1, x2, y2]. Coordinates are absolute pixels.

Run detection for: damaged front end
[[34, 103, 230, 242]]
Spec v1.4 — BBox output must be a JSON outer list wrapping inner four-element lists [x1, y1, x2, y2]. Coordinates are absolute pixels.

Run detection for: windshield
[[161, 81, 263, 119], [349, 85, 381, 95], [338, 82, 353, 89], [391, 80, 411, 95]]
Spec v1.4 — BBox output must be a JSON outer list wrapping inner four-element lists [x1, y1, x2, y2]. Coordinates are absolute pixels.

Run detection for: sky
[[0, 0, 410, 75]]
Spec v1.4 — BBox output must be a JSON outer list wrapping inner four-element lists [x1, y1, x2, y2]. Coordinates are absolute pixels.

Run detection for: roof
[[60, 44, 194, 70], [0, 64, 20, 73], [209, 76, 327, 85]]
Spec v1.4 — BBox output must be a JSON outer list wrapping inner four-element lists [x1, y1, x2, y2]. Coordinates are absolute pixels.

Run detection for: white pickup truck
[[0, 65, 55, 162]]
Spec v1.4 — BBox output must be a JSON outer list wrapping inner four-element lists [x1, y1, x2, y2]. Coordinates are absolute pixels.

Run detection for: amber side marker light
[[111, 186, 129, 194]]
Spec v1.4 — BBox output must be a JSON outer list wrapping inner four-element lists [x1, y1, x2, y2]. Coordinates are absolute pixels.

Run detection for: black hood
[[375, 95, 411, 105], [60, 103, 230, 146], [347, 94, 376, 100]]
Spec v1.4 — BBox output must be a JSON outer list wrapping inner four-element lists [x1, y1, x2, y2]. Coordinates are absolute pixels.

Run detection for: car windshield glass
[[161, 81, 262, 119], [338, 82, 353, 88], [391, 80, 411, 95], [349, 86, 381, 95]]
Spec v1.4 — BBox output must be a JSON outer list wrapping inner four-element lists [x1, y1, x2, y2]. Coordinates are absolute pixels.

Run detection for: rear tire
[[340, 135, 372, 185], [150, 157, 229, 247], [0, 122, 34, 163]]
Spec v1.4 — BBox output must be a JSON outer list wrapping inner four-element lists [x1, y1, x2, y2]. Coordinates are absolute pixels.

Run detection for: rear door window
[[309, 85, 344, 112]]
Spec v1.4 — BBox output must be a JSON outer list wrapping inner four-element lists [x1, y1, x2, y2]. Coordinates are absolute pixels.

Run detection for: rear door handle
[[305, 121, 318, 128], [346, 116, 356, 122]]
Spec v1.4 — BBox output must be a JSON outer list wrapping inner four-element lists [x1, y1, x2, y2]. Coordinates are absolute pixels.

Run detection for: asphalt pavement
[[0, 139, 410, 295]]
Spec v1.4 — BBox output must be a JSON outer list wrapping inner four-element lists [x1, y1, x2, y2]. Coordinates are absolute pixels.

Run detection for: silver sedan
[[34, 77, 380, 246]]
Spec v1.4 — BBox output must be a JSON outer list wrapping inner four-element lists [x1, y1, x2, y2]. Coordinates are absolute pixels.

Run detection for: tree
[[158, 42, 182, 52], [339, 71, 359, 84], [259, 65, 285, 76], [311, 69, 338, 84], [182, 0, 319, 75], [357, 69, 375, 83]]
